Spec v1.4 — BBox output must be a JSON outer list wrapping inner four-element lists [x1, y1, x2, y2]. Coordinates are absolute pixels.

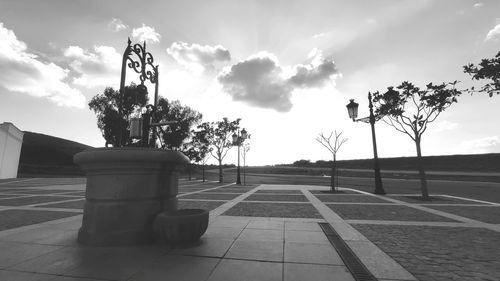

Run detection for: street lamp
[[346, 93, 386, 195], [232, 128, 247, 185]]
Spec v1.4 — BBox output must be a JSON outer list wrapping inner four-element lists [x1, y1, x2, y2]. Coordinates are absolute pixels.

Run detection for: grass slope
[[18, 132, 93, 177]]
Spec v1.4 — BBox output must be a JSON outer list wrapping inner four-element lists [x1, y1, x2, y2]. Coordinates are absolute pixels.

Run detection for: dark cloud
[[290, 57, 337, 88], [218, 53, 293, 112], [217, 50, 338, 112]]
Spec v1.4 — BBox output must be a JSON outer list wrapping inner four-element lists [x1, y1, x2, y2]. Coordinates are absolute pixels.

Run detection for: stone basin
[[74, 147, 189, 246], [153, 209, 209, 246]]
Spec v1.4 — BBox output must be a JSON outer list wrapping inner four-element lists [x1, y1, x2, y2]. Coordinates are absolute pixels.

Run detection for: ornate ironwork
[[118, 38, 160, 147], [125, 38, 159, 85]]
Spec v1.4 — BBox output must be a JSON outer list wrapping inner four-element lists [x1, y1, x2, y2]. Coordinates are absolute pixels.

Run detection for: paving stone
[[181, 193, 241, 200], [315, 194, 391, 203], [426, 205, 500, 224], [0, 241, 62, 268], [0, 196, 78, 206], [327, 204, 458, 222], [284, 230, 330, 244], [237, 229, 284, 242], [169, 237, 234, 258], [35, 199, 85, 209], [178, 200, 226, 211], [244, 194, 309, 202], [129, 255, 219, 281], [0, 210, 81, 231], [207, 259, 282, 281], [226, 240, 283, 262], [0, 270, 55, 281], [389, 195, 482, 204], [284, 242, 344, 265], [254, 190, 303, 194], [284, 263, 354, 281], [284, 221, 322, 232], [223, 202, 322, 218], [353, 225, 500, 281]]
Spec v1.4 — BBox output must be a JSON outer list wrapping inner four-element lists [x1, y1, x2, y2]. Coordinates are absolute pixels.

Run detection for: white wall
[[0, 122, 24, 179]]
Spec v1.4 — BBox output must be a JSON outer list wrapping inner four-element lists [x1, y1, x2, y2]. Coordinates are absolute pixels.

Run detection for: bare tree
[[316, 131, 348, 192]]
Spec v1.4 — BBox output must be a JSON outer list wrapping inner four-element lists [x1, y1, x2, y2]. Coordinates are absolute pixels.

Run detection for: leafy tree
[[182, 123, 212, 182], [463, 51, 500, 97], [372, 81, 462, 200], [202, 118, 240, 183], [293, 159, 311, 167], [88, 83, 148, 147], [316, 131, 348, 192], [155, 98, 202, 149]]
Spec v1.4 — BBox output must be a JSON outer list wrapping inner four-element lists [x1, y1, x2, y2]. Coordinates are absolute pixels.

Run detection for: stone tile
[[226, 240, 283, 262], [204, 226, 243, 239], [46, 218, 82, 230], [129, 255, 219, 281], [50, 276, 104, 281], [237, 229, 283, 242], [284, 242, 343, 265], [247, 220, 284, 230], [0, 270, 55, 281], [284, 221, 322, 232], [169, 237, 234, 258], [0, 226, 67, 243], [0, 241, 62, 268], [9, 246, 108, 274], [35, 230, 78, 246], [284, 263, 355, 281], [207, 259, 282, 281], [209, 217, 250, 228], [284, 230, 330, 244], [65, 245, 165, 280]]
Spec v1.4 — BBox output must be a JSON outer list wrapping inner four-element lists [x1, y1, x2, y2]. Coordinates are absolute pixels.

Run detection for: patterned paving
[[1, 178, 499, 280]]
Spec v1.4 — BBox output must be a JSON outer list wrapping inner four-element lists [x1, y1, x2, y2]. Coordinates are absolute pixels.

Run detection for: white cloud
[[460, 136, 500, 153], [485, 24, 500, 41], [64, 45, 122, 88], [313, 33, 325, 39], [289, 48, 338, 88], [131, 24, 161, 44], [473, 3, 483, 8], [167, 42, 231, 75], [217, 49, 339, 112], [108, 18, 127, 32], [0, 23, 85, 108]]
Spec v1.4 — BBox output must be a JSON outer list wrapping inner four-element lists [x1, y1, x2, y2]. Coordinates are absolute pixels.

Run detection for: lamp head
[[346, 99, 359, 121]]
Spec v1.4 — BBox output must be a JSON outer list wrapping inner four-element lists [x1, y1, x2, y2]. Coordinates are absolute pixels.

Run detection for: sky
[[0, 0, 499, 166]]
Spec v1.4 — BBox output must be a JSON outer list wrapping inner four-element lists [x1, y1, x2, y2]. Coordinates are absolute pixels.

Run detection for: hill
[[18, 132, 93, 177], [289, 154, 500, 172]]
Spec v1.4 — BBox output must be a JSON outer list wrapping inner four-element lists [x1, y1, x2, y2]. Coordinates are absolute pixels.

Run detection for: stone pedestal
[[74, 147, 189, 246]]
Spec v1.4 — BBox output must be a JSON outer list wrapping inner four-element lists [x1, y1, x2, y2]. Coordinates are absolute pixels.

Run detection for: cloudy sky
[[1, 0, 499, 165]]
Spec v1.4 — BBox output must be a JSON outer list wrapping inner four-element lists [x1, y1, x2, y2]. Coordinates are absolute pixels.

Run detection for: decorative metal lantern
[[346, 99, 359, 121], [129, 117, 143, 139]]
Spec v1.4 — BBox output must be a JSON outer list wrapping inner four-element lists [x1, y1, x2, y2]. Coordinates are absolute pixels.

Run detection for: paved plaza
[[0, 178, 499, 280]]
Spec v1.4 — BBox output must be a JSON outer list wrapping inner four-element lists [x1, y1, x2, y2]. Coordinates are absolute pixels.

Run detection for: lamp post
[[232, 128, 247, 185], [346, 93, 385, 195]]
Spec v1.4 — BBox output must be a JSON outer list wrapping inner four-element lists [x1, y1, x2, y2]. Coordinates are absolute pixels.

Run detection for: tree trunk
[[415, 138, 429, 200], [202, 164, 205, 182], [218, 159, 223, 183]]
